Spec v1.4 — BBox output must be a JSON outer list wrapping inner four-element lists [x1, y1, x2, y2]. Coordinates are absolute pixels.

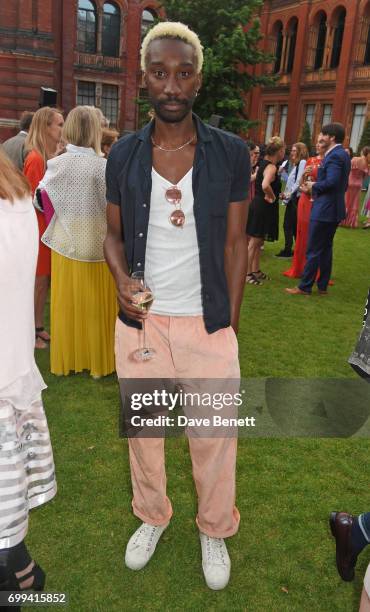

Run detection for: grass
[[30, 207, 370, 611]]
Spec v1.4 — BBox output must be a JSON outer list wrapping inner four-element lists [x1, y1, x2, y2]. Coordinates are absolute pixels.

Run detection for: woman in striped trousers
[[0, 149, 56, 594]]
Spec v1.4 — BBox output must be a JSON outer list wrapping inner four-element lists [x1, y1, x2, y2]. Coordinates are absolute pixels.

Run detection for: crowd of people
[[0, 17, 369, 606], [246, 131, 370, 288]]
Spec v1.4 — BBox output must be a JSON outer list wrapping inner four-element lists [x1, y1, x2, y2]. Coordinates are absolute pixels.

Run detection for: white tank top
[[144, 167, 203, 316]]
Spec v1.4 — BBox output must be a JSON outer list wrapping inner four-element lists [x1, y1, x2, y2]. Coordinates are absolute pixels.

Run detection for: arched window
[[102, 3, 121, 57], [286, 19, 298, 74], [273, 22, 283, 74], [141, 8, 156, 39], [330, 8, 346, 69], [314, 12, 327, 70], [77, 0, 97, 54]]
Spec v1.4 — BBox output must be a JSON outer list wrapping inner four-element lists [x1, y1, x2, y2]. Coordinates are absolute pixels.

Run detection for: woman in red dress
[[23, 107, 64, 349], [283, 140, 325, 279]]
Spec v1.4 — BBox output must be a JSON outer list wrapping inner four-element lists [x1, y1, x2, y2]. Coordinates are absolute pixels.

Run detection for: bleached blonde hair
[[140, 21, 204, 73], [62, 106, 102, 155]]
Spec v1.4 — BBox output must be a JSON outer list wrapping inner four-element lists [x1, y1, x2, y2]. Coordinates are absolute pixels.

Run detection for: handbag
[[34, 188, 55, 226]]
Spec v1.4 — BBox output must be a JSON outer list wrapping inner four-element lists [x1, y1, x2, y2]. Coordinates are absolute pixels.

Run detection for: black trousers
[[283, 197, 298, 253]]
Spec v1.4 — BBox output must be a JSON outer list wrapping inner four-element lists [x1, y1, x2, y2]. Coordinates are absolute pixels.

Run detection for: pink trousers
[[115, 314, 241, 538]]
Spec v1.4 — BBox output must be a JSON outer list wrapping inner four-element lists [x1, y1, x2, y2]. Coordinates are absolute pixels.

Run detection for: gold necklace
[[151, 133, 196, 152]]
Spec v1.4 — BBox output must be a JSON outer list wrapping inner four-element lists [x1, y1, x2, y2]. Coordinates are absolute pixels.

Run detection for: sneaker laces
[[204, 537, 227, 566], [132, 524, 159, 553]]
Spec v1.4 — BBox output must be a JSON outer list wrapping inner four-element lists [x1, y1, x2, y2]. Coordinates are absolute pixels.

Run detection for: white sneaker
[[125, 522, 168, 570], [200, 532, 231, 590]]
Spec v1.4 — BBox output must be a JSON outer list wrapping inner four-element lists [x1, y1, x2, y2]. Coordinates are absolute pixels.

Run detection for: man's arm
[[312, 155, 343, 195], [224, 200, 248, 334], [103, 203, 147, 323]]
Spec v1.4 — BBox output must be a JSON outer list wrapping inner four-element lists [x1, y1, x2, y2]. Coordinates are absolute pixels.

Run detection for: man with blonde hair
[[104, 21, 249, 590]]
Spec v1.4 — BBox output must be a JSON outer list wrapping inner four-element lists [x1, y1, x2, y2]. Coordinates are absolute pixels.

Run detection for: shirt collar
[[19, 130, 28, 136], [325, 143, 341, 157], [136, 113, 213, 144], [66, 144, 97, 156]]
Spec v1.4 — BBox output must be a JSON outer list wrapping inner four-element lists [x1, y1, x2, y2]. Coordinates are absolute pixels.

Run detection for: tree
[[357, 120, 370, 154], [158, 0, 276, 134], [299, 121, 313, 152]]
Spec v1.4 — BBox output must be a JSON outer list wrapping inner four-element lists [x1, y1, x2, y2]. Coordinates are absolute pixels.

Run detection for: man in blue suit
[[286, 123, 351, 296]]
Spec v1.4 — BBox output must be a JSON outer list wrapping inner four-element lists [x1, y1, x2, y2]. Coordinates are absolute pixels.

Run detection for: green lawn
[[31, 209, 370, 611]]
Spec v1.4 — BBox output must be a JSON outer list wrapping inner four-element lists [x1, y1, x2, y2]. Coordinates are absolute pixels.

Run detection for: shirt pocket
[[208, 181, 231, 217]]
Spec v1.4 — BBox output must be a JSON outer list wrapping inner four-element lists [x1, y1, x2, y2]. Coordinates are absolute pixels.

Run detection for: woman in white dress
[[0, 149, 56, 592]]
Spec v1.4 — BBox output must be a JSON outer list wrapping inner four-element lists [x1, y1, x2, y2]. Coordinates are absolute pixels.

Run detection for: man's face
[[144, 38, 202, 123], [318, 132, 332, 150]]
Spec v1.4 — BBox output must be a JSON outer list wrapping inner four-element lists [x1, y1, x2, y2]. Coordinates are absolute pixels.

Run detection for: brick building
[[248, 0, 370, 149], [0, 0, 162, 141]]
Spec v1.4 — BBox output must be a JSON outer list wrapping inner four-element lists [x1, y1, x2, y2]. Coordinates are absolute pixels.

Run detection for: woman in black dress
[[246, 137, 286, 285]]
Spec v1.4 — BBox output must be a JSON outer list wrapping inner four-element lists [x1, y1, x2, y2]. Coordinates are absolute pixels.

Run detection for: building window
[[273, 22, 283, 74], [350, 104, 366, 151], [101, 84, 119, 126], [102, 3, 121, 57], [305, 104, 316, 134], [279, 105, 288, 139], [330, 8, 346, 69], [77, 81, 96, 106], [265, 105, 275, 143], [77, 0, 97, 54], [314, 13, 327, 70], [141, 8, 156, 39], [322, 104, 332, 126], [286, 19, 298, 74]]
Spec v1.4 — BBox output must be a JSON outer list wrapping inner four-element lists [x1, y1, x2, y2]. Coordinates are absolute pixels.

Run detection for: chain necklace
[[151, 133, 196, 152]]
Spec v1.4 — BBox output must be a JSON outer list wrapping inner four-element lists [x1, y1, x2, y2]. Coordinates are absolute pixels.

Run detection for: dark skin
[[104, 38, 248, 333]]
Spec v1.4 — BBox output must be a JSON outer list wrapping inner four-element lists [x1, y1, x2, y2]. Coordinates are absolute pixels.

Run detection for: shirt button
[[137, 262, 142, 267], [143, 203, 147, 208], [138, 233, 143, 238]]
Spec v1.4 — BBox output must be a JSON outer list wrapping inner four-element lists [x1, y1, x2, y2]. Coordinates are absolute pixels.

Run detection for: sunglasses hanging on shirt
[[165, 186, 185, 228]]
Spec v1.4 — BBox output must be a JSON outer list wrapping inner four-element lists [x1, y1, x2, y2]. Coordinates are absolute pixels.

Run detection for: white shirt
[[283, 159, 307, 203], [145, 168, 203, 316], [0, 195, 45, 405]]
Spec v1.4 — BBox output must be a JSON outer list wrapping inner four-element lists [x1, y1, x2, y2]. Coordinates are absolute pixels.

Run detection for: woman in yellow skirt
[[38, 106, 117, 377]]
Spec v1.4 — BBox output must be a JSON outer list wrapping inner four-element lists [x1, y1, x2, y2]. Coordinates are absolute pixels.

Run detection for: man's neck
[[326, 142, 340, 155], [152, 113, 195, 147]]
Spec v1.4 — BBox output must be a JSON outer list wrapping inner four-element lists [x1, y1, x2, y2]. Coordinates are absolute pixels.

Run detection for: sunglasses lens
[[169, 209, 185, 227], [165, 187, 182, 205]]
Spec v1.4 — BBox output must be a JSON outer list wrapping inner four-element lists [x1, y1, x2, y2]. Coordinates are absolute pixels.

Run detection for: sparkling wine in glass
[[130, 271, 155, 361]]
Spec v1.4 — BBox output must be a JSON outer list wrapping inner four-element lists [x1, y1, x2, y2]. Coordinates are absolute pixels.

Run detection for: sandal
[[36, 327, 50, 342], [0, 542, 45, 595], [246, 273, 263, 285], [35, 336, 47, 350], [254, 270, 270, 281]]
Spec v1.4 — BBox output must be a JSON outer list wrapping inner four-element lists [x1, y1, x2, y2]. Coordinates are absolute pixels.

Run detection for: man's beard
[[149, 95, 196, 123]]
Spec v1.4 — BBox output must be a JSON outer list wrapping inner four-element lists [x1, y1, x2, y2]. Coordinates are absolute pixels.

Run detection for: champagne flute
[[130, 271, 155, 361]]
